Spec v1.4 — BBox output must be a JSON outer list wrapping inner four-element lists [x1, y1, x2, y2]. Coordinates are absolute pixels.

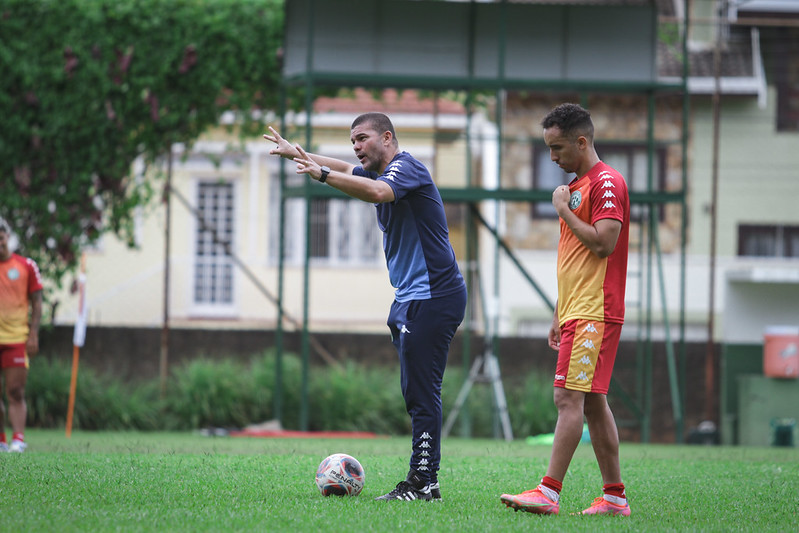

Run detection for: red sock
[[0, 433, 6, 444], [12, 432, 24, 443], [541, 476, 563, 495], [603, 483, 626, 499]]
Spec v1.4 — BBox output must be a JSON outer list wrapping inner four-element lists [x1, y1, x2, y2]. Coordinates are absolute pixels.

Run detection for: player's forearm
[[29, 291, 42, 335], [559, 210, 616, 258], [559, 210, 600, 252]]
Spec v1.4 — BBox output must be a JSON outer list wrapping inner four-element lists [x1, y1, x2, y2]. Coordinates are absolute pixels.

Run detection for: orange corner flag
[[66, 254, 87, 438]]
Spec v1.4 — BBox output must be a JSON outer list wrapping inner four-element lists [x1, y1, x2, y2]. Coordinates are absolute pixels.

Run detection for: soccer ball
[[315, 453, 365, 497]]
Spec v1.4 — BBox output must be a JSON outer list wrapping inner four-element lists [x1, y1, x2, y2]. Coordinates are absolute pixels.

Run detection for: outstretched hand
[[294, 144, 322, 181], [263, 126, 299, 160]]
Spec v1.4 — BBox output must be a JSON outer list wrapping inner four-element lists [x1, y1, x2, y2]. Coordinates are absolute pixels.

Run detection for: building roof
[[310, 1, 771, 100], [658, 31, 757, 79], [732, 0, 799, 17], [314, 88, 465, 116]]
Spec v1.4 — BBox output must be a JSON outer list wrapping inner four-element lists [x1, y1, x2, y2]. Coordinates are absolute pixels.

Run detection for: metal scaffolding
[[274, 0, 690, 442]]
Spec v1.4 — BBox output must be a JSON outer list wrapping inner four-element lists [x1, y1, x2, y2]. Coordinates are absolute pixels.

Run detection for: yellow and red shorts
[[553, 319, 621, 394], [0, 343, 29, 370]]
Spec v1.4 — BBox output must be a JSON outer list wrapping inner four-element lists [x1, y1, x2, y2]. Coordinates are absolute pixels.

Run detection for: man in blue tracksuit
[[265, 112, 466, 500]]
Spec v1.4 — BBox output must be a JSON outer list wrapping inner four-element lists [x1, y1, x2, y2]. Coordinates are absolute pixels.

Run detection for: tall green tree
[[0, 0, 287, 285]]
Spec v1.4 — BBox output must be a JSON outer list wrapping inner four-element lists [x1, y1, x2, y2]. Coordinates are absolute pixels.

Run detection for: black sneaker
[[429, 481, 442, 501], [375, 470, 434, 501]]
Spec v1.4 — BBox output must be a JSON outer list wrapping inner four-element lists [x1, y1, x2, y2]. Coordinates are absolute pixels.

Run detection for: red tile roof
[[314, 88, 465, 115]]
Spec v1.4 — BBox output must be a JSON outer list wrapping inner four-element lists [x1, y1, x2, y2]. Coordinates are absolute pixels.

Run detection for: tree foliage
[[0, 0, 287, 286]]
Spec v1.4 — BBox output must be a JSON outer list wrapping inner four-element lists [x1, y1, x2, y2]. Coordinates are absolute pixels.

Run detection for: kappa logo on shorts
[[579, 355, 592, 366], [580, 339, 596, 350], [576, 371, 589, 381], [582, 323, 598, 334]]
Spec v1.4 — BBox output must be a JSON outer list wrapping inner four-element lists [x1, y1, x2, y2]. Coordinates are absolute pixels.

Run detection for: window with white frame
[[738, 224, 799, 258], [268, 156, 383, 267], [194, 181, 235, 306]]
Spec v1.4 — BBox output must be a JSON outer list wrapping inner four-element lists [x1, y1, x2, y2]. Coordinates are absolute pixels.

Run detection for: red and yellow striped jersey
[[557, 162, 629, 325], [0, 253, 43, 343]]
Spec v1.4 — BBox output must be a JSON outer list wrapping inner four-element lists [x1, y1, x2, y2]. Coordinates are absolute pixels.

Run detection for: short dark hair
[[541, 103, 594, 142], [351, 112, 398, 144]]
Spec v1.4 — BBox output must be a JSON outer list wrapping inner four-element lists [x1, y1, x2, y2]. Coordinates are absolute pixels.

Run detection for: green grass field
[[2, 429, 797, 532]]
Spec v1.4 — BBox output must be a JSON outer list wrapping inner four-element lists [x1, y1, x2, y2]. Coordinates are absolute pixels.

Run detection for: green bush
[[440, 367, 558, 439], [249, 349, 303, 428], [308, 361, 409, 434], [24, 357, 162, 431], [165, 358, 259, 429], [21, 352, 557, 438], [24, 357, 73, 428], [507, 372, 559, 437]]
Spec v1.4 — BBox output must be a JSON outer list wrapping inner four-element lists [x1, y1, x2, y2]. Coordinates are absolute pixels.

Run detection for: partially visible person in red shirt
[[0, 218, 43, 453]]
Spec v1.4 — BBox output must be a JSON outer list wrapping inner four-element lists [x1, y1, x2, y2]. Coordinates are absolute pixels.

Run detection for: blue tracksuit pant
[[387, 285, 467, 484]]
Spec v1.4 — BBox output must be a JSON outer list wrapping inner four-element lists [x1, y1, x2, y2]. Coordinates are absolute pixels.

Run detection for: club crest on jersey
[[569, 190, 582, 210], [7, 267, 20, 281]]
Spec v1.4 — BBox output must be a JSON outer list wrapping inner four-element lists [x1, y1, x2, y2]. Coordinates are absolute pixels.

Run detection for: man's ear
[[576, 135, 588, 150]]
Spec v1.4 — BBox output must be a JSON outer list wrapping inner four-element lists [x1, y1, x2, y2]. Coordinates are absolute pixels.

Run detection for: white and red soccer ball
[[315, 453, 365, 497]]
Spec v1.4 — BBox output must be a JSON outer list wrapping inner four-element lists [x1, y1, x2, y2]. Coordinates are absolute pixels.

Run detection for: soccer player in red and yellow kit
[[501, 104, 631, 516], [0, 219, 43, 453]]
